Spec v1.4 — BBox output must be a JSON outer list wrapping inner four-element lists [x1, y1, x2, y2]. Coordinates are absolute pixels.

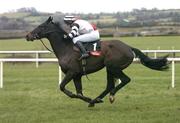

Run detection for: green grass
[[105, 36, 180, 50], [0, 38, 49, 51], [0, 38, 53, 58], [0, 36, 180, 50], [0, 63, 180, 123], [0, 36, 180, 123], [121, 36, 180, 50]]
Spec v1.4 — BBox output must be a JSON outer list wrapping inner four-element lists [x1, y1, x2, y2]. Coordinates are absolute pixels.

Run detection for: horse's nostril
[[25, 33, 33, 41]]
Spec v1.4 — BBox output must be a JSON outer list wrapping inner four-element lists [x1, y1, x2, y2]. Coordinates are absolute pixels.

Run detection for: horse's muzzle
[[25, 32, 39, 41], [26, 32, 33, 41]]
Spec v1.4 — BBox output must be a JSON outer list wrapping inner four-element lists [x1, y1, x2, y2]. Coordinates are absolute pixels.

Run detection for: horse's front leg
[[59, 72, 78, 98], [59, 72, 92, 103], [73, 75, 83, 96], [73, 76, 92, 103]]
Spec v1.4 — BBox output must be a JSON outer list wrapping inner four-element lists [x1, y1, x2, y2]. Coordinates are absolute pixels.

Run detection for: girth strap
[[81, 59, 90, 80]]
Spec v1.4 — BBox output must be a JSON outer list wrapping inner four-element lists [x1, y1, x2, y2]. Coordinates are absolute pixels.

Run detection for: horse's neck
[[47, 33, 73, 58]]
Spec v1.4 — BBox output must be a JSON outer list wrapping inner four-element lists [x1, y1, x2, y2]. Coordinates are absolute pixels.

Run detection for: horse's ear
[[47, 16, 53, 23]]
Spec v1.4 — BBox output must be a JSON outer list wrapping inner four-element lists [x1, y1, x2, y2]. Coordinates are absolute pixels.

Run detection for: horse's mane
[[53, 18, 73, 44], [53, 18, 70, 35]]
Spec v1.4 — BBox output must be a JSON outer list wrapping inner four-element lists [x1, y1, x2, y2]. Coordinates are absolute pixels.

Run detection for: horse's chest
[[59, 57, 76, 72], [59, 58, 69, 68]]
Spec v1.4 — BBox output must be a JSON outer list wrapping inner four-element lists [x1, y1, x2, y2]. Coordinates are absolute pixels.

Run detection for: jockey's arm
[[68, 23, 79, 39]]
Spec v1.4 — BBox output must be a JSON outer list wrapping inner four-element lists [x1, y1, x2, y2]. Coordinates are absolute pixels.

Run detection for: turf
[[0, 36, 180, 50], [0, 63, 180, 123], [0, 36, 180, 123]]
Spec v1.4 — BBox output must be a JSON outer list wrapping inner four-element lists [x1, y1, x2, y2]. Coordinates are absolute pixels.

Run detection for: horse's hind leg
[[109, 70, 131, 103], [88, 68, 115, 107]]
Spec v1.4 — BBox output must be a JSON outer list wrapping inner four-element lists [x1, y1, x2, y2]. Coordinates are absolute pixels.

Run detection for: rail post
[[154, 51, 157, 58], [36, 52, 39, 68], [0, 61, 3, 88], [59, 66, 62, 85], [172, 60, 175, 88]]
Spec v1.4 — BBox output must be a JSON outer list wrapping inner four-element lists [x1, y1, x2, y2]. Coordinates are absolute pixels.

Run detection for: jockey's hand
[[64, 35, 72, 40]]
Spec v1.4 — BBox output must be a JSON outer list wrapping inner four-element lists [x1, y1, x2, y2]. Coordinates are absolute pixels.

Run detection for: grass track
[[0, 63, 180, 123], [0, 36, 180, 123], [0, 36, 180, 50]]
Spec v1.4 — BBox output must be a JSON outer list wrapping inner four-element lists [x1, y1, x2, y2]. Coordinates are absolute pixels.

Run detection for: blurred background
[[0, 0, 180, 39]]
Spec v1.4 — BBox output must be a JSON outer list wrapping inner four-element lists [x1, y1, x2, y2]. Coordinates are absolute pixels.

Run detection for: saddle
[[73, 40, 102, 57]]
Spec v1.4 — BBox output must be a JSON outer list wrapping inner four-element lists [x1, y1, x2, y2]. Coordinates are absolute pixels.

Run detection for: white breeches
[[72, 30, 100, 44]]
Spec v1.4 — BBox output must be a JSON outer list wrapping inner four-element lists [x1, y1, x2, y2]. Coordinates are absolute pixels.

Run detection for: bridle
[[35, 25, 64, 53]]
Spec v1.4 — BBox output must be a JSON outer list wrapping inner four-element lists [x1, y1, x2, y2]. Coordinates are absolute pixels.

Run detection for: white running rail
[[0, 58, 179, 88], [0, 58, 62, 88]]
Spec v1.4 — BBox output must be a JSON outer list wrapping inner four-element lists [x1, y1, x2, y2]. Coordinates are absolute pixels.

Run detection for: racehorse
[[26, 16, 169, 107]]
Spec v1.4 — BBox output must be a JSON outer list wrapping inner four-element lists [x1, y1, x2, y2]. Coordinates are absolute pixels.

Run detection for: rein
[[40, 39, 54, 53]]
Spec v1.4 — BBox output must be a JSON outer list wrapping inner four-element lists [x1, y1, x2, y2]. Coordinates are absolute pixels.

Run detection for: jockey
[[63, 15, 100, 59]]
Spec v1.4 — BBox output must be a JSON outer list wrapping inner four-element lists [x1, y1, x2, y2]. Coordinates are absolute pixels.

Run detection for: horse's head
[[26, 16, 63, 41]]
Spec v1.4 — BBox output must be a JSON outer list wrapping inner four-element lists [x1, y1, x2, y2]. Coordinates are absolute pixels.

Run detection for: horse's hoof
[[88, 103, 95, 107], [77, 93, 83, 97], [70, 94, 77, 98], [109, 95, 115, 104], [96, 98, 103, 103], [76, 93, 92, 103]]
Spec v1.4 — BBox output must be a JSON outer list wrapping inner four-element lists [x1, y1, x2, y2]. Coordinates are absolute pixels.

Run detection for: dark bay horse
[[26, 17, 169, 107]]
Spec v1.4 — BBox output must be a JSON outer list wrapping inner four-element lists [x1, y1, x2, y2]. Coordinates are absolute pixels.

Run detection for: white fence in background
[[0, 58, 62, 88], [0, 51, 51, 68], [141, 50, 180, 58], [1, 50, 180, 59], [0, 50, 180, 89]]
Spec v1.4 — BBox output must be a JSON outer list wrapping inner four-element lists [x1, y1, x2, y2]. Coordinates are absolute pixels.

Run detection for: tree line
[[0, 7, 180, 38]]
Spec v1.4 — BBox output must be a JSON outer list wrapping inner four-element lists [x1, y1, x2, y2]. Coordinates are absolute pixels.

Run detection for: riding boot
[[76, 41, 89, 60]]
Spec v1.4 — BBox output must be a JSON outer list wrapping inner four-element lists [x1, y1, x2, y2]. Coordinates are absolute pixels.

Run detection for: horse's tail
[[131, 47, 169, 71]]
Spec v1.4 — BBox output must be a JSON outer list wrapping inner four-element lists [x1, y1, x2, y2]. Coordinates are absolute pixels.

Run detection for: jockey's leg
[[76, 41, 89, 59], [73, 31, 100, 60]]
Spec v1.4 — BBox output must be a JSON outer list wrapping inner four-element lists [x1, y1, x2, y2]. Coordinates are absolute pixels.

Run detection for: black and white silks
[[68, 19, 100, 44]]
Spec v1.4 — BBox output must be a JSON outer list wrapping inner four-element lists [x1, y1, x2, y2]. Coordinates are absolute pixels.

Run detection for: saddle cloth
[[74, 40, 101, 56]]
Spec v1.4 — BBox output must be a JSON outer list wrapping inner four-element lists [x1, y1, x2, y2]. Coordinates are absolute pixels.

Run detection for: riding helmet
[[63, 15, 77, 25]]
